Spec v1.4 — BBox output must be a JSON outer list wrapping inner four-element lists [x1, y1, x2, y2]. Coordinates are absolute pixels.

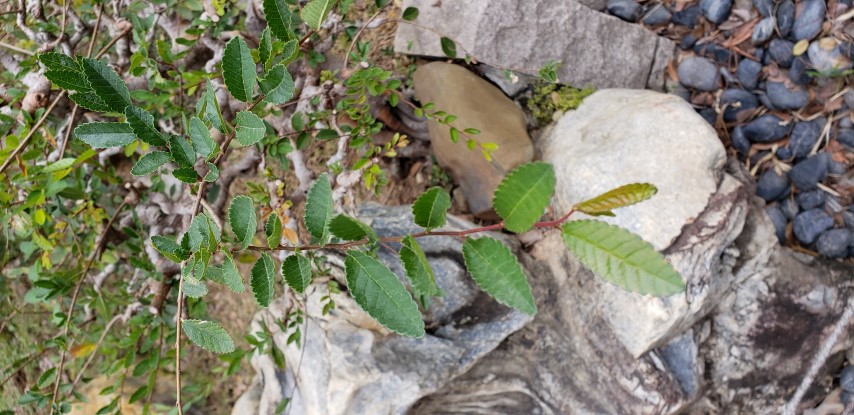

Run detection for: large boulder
[[395, 0, 676, 90], [413, 62, 533, 218]]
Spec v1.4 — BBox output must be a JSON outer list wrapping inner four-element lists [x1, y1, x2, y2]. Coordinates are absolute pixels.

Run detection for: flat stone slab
[[394, 0, 676, 90]]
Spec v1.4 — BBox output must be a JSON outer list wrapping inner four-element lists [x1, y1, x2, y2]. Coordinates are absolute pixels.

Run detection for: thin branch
[[49, 200, 129, 413], [0, 40, 34, 55], [341, 9, 383, 71], [0, 90, 66, 174]]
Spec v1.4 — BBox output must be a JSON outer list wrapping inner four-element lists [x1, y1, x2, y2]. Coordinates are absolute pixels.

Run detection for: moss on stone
[[527, 82, 595, 126]]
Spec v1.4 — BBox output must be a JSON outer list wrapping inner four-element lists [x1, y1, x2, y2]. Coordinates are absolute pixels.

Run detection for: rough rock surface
[[394, 0, 676, 90], [413, 62, 533, 218]]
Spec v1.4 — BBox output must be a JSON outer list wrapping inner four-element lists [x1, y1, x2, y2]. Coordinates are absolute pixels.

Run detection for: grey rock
[[539, 89, 726, 251], [809, 38, 854, 74], [743, 114, 790, 143], [790, 56, 812, 85], [768, 39, 795, 67], [673, 4, 702, 27], [776, 0, 795, 37], [694, 42, 732, 64], [843, 211, 854, 230], [830, 160, 847, 175], [790, 153, 830, 190], [796, 189, 826, 210], [792, 0, 827, 41], [780, 197, 800, 219], [699, 108, 717, 126], [737, 59, 763, 89], [701, 0, 732, 24], [753, 0, 776, 16], [752, 17, 776, 45], [608, 0, 643, 22], [395, 0, 677, 90], [477, 65, 533, 98], [766, 81, 809, 110], [844, 391, 854, 407], [793, 208, 834, 244], [720, 89, 758, 121], [642, 4, 672, 26], [679, 34, 697, 50], [846, 90, 854, 110], [732, 125, 751, 154], [788, 118, 823, 159], [413, 62, 533, 218], [837, 128, 854, 148], [766, 205, 788, 242], [777, 146, 793, 159], [678, 57, 721, 91], [816, 229, 851, 258], [756, 168, 790, 201], [841, 365, 854, 392]]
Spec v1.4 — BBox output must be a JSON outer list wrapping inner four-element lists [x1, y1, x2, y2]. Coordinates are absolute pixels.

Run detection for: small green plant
[[527, 81, 595, 126]]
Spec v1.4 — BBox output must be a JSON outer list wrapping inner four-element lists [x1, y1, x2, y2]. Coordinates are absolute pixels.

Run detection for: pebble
[[793, 208, 834, 245], [808, 38, 853, 73], [841, 365, 854, 392], [643, 5, 672, 26], [672, 4, 701, 28], [743, 114, 790, 142], [777, 146, 793, 159], [837, 128, 854, 149], [796, 189, 826, 210], [720, 89, 758, 121], [680, 34, 698, 50], [678, 57, 720, 91], [720, 67, 738, 85], [843, 210, 854, 230], [845, 90, 854, 110], [607, 0, 644, 22], [694, 43, 732, 64], [768, 39, 795, 68], [789, 56, 812, 85], [830, 161, 846, 175], [789, 153, 830, 190], [752, 17, 776, 45], [737, 59, 763, 89], [792, 0, 826, 41], [700, 0, 732, 24], [753, 0, 775, 17], [776, 0, 795, 38], [816, 229, 851, 258], [844, 391, 854, 408], [699, 108, 717, 125], [766, 81, 808, 110], [780, 197, 800, 219], [731, 126, 750, 154], [840, 41, 854, 61], [788, 118, 823, 159], [766, 205, 788, 242], [756, 168, 790, 201]]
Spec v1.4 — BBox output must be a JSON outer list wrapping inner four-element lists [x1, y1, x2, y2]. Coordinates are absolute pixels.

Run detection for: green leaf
[[561, 220, 684, 296], [315, 129, 338, 140], [198, 80, 225, 133], [213, 253, 245, 293], [169, 135, 196, 167], [399, 235, 442, 308], [74, 122, 135, 149], [222, 37, 256, 102], [572, 183, 658, 216], [172, 167, 198, 183], [301, 0, 336, 30], [43, 158, 75, 173], [440, 37, 457, 59], [124, 106, 166, 146], [234, 111, 266, 146], [79, 57, 132, 112], [204, 162, 220, 182], [263, 0, 299, 40], [182, 320, 236, 354], [228, 195, 256, 249], [150, 235, 189, 263], [40, 52, 81, 72], [45, 69, 89, 91], [182, 274, 208, 298], [411, 187, 451, 230], [189, 116, 217, 159], [282, 253, 312, 294], [259, 27, 273, 66], [492, 162, 555, 233], [265, 214, 283, 248], [188, 213, 220, 253], [69, 91, 110, 112], [329, 214, 374, 241], [304, 173, 333, 243], [131, 151, 171, 176], [259, 64, 295, 105], [344, 250, 425, 337], [462, 237, 536, 314], [280, 40, 300, 66], [402, 7, 419, 20], [250, 253, 275, 307]]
